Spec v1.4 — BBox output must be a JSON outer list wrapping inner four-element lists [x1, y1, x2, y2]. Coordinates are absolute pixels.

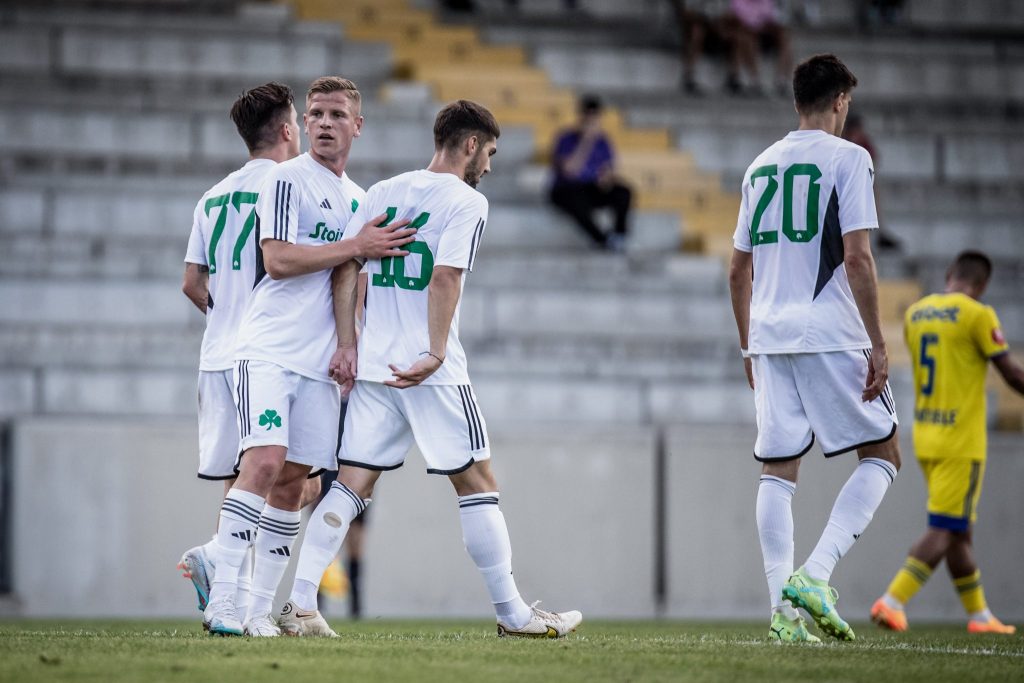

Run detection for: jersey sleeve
[[834, 145, 879, 234], [972, 305, 1010, 358], [732, 176, 753, 252], [255, 166, 300, 244], [435, 193, 488, 272], [184, 199, 207, 265]]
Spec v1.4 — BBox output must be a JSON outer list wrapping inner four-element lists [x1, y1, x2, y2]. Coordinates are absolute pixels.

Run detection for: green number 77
[[204, 191, 258, 274]]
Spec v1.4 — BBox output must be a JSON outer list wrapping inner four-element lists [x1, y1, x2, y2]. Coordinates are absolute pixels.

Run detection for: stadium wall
[[5, 416, 1023, 622]]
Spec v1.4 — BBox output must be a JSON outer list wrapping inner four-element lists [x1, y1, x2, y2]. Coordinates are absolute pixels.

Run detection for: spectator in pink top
[[726, 0, 793, 96]]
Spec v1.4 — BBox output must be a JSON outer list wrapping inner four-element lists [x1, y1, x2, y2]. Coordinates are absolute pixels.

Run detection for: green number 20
[[204, 191, 258, 274], [748, 163, 822, 246], [371, 207, 434, 291]]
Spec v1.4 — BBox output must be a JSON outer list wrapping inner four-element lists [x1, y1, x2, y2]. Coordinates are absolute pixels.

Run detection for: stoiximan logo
[[259, 409, 282, 430]]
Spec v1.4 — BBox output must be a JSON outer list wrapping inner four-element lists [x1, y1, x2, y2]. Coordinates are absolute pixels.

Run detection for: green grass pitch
[[2, 619, 1022, 682]]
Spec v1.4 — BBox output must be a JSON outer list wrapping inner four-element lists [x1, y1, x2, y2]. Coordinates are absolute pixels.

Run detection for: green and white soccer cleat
[[277, 601, 339, 638], [177, 545, 214, 612], [244, 613, 282, 638], [496, 601, 582, 638], [782, 567, 855, 641], [769, 611, 821, 643], [203, 596, 243, 637]]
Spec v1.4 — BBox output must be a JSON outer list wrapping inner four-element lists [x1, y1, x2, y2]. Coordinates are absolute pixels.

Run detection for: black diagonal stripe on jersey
[[458, 386, 479, 450], [465, 385, 487, 449], [813, 187, 843, 300], [467, 218, 484, 270], [253, 215, 267, 288]]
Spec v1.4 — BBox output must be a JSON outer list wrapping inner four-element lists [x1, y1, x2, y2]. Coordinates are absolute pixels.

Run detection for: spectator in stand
[[843, 114, 900, 250], [666, 0, 731, 95], [724, 0, 793, 96], [549, 95, 632, 252]]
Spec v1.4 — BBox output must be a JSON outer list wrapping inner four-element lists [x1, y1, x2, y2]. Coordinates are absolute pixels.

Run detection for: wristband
[[741, 348, 750, 359], [421, 351, 445, 365]]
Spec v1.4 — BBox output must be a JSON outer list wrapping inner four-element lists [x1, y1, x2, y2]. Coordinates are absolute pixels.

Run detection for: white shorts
[[197, 370, 239, 480], [751, 349, 898, 461], [233, 360, 341, 474], [339, 380, 491, 475]]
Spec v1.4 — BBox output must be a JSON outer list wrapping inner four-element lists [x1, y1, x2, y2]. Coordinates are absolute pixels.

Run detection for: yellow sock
[[954, 571, 987, 615], [887, 557, 933, 605]]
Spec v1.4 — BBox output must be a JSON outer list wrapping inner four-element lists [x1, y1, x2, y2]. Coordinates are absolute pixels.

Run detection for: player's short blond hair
[[306, 76, 361, 107]]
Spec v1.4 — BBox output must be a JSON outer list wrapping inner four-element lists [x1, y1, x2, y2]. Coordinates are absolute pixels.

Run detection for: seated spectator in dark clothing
[[549, 95, 632, 252]]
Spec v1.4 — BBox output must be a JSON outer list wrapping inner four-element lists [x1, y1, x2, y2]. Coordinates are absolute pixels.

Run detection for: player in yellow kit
[[872, 251, 1024, 634]]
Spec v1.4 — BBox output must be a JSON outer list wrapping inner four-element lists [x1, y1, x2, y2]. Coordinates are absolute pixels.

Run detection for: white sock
[[459, 493, 531, 629], [246, 505, 301, 621], [202, 534, 219, 567], [209, 489, 264, 604], [804, 458, 897, 582], [757, 475, 798, 619], [290, 482, 368, 611], [235, 547, 253, 614], [882, 593, 904, 610], [969, 608, 993, 622]]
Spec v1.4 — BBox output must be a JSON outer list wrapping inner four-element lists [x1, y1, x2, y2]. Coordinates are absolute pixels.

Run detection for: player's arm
[[262, 214, 414, 280], [844, 228, 887, 401], [728, 247, 754, 390], [182, 263, 209, 314], [385, 265, 460, 389], [992, 353, 1024, 394], [328, 259, 362, 395]]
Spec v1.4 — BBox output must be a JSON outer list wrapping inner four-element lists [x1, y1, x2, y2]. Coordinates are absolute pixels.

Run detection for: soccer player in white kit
[[277, 101, 583, 638], [177, 83, 301, 617], [202, 77, 416, 637], [729, 54, 902, 643]]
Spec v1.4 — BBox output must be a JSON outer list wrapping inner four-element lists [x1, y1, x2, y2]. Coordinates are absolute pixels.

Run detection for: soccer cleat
[[244, 613, 282, 637], [967, 617, 1016, 635], [277, 601, 340, 638], [203, 596, 243, 637], [496, 601, 582, 638], [782, 567, 855, 641], [871, 598, 908, 632], [768, 611, 821, 643], [177, 545, 214, 612]]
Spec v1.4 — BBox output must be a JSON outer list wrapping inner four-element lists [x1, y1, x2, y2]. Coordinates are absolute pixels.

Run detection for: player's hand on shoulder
[[863, 344, 889, 402], [384, 354, 443, 389], [329, 345, 358, 397], [355, 213, 416, 259]]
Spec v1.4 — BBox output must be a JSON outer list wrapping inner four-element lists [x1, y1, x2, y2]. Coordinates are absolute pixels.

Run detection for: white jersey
[[185, 158, 274, 371], [733, 129, 878, 354], [233, 152, 365, 383], [342, 170, 487, 385]]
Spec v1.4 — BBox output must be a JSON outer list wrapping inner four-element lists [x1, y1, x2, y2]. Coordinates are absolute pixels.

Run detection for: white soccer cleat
[[177, 545, 214, 612], [244, 613, 282, 637], [203, 596, 243, 637], [277, 600, 340, 638], [497, 601, 583, 638]]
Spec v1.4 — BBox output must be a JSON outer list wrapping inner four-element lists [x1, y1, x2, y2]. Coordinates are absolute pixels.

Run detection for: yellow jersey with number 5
[[905, 292, 1009, 461]]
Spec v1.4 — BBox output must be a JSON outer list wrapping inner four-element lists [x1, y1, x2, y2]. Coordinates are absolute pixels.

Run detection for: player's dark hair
[[579, 93, 603, 115], [948, 251, 993, 286], [229, 82, 294, 154], [793, 54, 858, 114], [433, 100, 501, 151]]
